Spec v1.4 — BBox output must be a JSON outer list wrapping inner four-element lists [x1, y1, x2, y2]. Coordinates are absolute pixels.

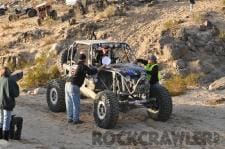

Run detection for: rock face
[[209, 77, 225, 91], [0, 52, 31, 68], [157, 22, 225, 82], [64, 21, 97, 40], [51, 21, 98, 54], [16, 28, 51, 43]]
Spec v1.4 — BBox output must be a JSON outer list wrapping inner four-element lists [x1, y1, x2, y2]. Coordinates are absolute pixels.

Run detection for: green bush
[[21, 53, 60, 89], [219, 31, 225, 41], [192, 12, 204, 24], [164, 73, 200, 96], [164, 75, 187, 96], [95, 5, 118, 20], [184, 73, 200, 87], [163, 19, 180, 30]]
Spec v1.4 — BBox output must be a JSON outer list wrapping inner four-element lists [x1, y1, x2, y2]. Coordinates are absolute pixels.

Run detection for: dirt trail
[[0, 88, 224, 149]]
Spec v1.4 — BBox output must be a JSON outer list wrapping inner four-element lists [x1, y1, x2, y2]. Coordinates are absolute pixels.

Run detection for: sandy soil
[[0, 88, 224, 149]]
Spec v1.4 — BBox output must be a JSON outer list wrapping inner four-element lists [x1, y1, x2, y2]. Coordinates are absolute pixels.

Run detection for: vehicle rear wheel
[[27, 8, 37, 17], [46, 79, 66, 112], [147, 85, 172, 121], [93, 91, 119, 129]]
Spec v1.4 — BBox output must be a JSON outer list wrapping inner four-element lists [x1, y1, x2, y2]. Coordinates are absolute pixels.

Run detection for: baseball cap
[[148, 55, 157, 61]]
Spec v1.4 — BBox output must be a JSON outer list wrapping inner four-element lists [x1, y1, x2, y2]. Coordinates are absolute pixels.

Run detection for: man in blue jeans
[[65, 53, 98, 124]]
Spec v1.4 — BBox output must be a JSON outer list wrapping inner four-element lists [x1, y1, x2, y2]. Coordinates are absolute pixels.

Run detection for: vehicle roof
[[75, 40, 127, 45]]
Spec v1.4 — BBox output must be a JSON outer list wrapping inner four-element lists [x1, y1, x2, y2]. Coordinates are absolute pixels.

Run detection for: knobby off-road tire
[[48, 10, 58, 20], [0, 10, 5, 16], [57, 49, 68, 74], [147, 85, 172, 121], [46, 79, 66, 112], [93, 91, 119, 129], [27, 8, 37, 17]]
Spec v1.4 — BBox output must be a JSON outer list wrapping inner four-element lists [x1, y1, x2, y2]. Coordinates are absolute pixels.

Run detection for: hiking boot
[[3, 131, 9, 141], [0, 128, 2, 139], [68, 119, 73, 123], [73, 120, 84, 125]]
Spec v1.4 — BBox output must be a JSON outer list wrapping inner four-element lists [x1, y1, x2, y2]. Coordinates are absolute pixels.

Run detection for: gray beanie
[[148, 55, 157, 62]]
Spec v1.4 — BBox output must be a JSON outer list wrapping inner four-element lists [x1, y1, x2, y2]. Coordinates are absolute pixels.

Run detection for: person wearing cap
[[65, 53, 98, 124], [135, 55, 160, 85], [0, 66, 19, 141]]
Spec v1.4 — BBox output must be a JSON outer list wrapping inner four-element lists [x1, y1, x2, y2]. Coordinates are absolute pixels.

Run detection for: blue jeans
[[0, 109, 12, 131], [65, 82, 80, 122]]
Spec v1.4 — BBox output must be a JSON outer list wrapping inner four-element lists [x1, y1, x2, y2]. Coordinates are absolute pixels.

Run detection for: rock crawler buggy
[[46, 40, 172, 129], [8, 6, 37, 21]]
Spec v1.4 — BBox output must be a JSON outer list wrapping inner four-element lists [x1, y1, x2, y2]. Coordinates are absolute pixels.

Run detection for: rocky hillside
[[0, 0, 225, 88]]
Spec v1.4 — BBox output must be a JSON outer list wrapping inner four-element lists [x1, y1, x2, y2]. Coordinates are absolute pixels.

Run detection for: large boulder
[[209, 77, 225, 91], [161, 40, 187, 60]]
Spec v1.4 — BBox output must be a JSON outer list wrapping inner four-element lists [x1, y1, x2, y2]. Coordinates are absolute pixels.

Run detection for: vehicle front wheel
[[46, 79, 66, 112], [93, 91, 119, 129], [147, 85, 172, 121], [27, 8, 37, 17]]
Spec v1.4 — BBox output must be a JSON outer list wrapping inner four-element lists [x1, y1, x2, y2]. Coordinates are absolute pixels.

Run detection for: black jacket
[[0, 76, 19, 111], [190, 0, 195, 4], [69, 62, 97, 87], [136, 59, 159, 85]]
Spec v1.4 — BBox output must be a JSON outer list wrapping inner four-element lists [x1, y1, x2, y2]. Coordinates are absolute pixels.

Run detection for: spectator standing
[[0, 67, 19, 141]]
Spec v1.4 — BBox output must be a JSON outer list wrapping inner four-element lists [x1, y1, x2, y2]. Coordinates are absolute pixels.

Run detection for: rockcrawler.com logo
[[92, 130, 222, 146]]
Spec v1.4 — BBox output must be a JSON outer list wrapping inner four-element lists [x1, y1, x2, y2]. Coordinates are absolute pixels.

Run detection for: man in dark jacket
[[136, 55, 160, 85], [0, 66, 19, 141], [65, 53, 98, 124]]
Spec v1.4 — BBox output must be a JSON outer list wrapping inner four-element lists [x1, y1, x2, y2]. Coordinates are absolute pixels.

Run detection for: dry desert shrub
[[164, 75, 187, 96], [42, 37, 55, 46], [191, 12, 204, 24], [219, 31, 225, 41], [95, 5, 117, 20], [20, 53, 60, 89], [164, 73, 200, 96]]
